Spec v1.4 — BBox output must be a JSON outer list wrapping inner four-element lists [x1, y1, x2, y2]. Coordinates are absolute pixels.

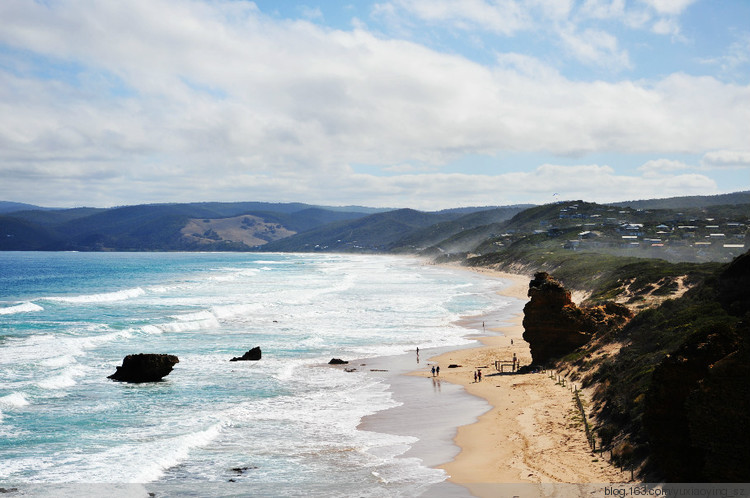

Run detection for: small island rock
[[328, 358, 348, 365], [108, 353, 179, 383]]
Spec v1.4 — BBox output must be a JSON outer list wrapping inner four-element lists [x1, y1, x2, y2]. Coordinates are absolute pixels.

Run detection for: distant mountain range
[[613, 191, 750, 210], [0, 200, 527, 252], [1, 192, 748, 259]]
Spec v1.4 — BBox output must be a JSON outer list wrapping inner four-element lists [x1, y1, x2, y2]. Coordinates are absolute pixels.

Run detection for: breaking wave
[[0, 302, 43, 315], [45, 287, 146, 304]]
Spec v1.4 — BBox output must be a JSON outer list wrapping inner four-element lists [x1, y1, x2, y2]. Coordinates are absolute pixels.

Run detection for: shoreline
[[415, 265, 629, 494]]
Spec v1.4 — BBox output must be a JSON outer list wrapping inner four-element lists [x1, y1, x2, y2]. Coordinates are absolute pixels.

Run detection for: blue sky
[[0, 0, 748, 210]]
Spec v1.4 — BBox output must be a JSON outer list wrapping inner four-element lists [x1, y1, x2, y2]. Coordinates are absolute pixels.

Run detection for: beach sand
[[412, 267, 629, 496]]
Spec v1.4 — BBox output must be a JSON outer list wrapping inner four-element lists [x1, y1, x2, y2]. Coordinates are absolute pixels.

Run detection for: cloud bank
[[0, 0, 747, 209]]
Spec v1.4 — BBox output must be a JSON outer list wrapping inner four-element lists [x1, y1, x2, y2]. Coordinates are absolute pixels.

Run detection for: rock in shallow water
[[108, 353, 179, 383], [230, 346, 262, 362]]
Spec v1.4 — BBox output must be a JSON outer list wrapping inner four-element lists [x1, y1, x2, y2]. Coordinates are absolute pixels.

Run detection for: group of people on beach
[[431, 365, 440, 376], [473, 369, 482, 382]]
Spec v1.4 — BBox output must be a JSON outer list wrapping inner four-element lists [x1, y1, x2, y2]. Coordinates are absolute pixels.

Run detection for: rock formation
[[522, 272, 630, 365], [522, 272, 591, 364], [328, 358, 348, 365], [108, 353, 179, 383], [230, 347, 262, 361]]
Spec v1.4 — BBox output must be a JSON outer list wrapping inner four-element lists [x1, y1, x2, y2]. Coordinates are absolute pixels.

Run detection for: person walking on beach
[[436, 365, 440, 376], [473, 371, 477, 383], [431, 366, 435, 377], [477, 369, 482, 382]]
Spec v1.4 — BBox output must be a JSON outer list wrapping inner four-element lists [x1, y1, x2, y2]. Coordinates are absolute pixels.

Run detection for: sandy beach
[[412, 266, 629, 495]]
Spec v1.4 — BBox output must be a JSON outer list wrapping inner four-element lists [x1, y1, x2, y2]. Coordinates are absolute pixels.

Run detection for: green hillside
[[259, 208, 462, 252]]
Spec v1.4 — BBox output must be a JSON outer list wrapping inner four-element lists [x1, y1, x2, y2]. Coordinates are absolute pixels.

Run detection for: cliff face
[[717, 251, 750, 316], [644, 325, 741, 481], [686, 323, 750, 482], [522, 272, 631, 365], [643, 252, 750, 482]]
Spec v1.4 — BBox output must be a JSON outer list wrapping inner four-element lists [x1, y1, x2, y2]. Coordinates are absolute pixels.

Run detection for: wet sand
[[358, 265, 628, 497], [421, 267, 629, 496]]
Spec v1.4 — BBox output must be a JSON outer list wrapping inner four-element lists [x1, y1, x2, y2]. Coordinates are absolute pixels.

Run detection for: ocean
[[0, 252, 518, 496]]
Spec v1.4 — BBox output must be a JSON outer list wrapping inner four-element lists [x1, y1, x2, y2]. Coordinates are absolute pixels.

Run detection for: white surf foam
[[0, 302, 44, 315], [0, 392, 30, 408], [36, 365, 86, 390], [140, 324, 164, 335], [45, 287, 146, 304], [155, 310, 220, 333], [208, 268, 259, 282], [134, 422, 226, 482], [210, 302, 263, 320], [61, 420, 230, 483], [40, 355, 76, 368]]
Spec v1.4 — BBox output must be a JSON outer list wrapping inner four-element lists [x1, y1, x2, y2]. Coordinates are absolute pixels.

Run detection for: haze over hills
[[0, 193, 748, 263], [0, 200, 515, 252]]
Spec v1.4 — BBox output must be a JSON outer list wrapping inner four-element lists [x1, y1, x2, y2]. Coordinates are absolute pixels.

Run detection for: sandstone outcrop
[[108, 353, 179, 383], [522, 272, 630, 365], [230, 347, 262, 361]]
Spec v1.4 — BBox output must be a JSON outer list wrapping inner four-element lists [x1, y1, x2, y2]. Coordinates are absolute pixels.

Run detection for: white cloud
[[298, 6, 324, 21], [700, 33, 750, 81], [579, 0, 626, 20], [701, 150, 750, 170], [638, 0, 698, 16], [316, 164, 719, 209], [651, 17, 680, 36], [637, 158, 693, 177], [372, 0, 697, 71], [0, 0, 745, 208], [373, 0, 530, 35], [558, 26, 631, 69]]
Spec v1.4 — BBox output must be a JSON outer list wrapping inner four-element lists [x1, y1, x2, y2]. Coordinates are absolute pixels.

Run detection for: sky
[[1, 0, 749, 210]]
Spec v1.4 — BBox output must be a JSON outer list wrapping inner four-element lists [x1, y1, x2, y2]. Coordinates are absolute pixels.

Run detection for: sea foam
[[0, 302, 44, 315], [45, 287, 146, 304], [0, 392, 30, 408]]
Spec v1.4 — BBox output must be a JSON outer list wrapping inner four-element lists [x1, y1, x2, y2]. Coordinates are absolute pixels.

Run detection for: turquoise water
[[0, 252, 512, 495]]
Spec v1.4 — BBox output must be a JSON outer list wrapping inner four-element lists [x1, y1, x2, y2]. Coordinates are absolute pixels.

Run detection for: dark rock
[[522, 272, 631, 365], [522, 272, 590, 364], [230, 346, 262, 362], [231, 466, 258, 474], [108, 353, 179, 383], [448, 364, 461, 368], [328, 358, 348, 365]]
